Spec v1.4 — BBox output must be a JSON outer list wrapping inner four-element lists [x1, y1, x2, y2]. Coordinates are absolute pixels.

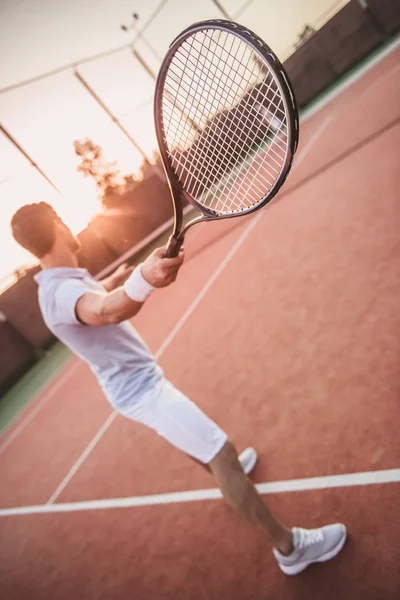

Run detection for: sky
[[0, 0, 348, 287]]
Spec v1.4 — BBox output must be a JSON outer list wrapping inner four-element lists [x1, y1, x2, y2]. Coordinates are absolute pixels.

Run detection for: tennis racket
[[154, 19, 299, 257]]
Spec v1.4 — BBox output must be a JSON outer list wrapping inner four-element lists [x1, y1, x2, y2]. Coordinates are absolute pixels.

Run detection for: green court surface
[[0, 343, 71, 434]]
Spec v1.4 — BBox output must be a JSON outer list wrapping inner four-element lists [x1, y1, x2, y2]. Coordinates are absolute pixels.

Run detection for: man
[[11, 202, 346, 575]]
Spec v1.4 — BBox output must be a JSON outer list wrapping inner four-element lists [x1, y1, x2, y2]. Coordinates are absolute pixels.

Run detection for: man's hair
[[11, 202, 60, 258]]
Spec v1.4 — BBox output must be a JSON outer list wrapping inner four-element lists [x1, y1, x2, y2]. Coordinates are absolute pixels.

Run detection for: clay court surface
[[1, 44, 400, 599]]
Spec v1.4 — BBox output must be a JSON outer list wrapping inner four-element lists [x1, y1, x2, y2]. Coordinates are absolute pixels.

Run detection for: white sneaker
[[238, 447, 258, 475], [273, 524, 347, 575]]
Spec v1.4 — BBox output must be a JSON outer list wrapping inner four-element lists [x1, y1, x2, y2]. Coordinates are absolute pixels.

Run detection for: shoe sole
[[278, 526, 347, 576]]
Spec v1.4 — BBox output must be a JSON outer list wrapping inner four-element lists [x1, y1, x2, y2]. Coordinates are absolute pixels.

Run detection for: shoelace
[[297, 528, 324, 549]]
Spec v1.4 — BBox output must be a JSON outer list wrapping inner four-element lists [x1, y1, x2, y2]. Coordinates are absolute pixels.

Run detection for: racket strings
[[165, 33, 288, 176], [166, 64, 287, 210], [164, 87, 286, 191], [215, 107, 288, 212], [168, 31, 251, 130], [167, 44, 271, 200], [165, 33, 267, 151], [168, 56, 287, 169], [164, 35, 199, 140], [167, 63, 287, 202], [161, 29, 289, 214], [165, 30, 248, 158], [164, 81, 287, 177], [170, 76, 287, 211], [164, 31, 286, 152], [172, 29, 241, 189], [165, 76, 287, 167], [178, 83, 284, 208]]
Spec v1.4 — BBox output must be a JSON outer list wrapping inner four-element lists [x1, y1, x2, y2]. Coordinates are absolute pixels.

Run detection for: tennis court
[[1, 41, 399, 599]]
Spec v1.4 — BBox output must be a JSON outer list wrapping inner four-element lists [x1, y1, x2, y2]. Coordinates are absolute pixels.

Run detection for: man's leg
[[119, 379, 346, 573], [120, 379, 292, 553], [209, 440, 293, 555]]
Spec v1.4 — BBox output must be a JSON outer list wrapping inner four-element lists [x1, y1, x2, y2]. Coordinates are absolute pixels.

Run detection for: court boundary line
[[292, 115, 333, 170], [0, 38, 396, 452], [1, 468, 399, 517]]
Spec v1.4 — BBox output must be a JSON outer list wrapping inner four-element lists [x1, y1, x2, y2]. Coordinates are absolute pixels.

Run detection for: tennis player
[[11, 202, 346, 575]]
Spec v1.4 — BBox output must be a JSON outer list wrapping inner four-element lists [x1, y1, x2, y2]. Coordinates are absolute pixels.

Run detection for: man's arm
[[76, 247, 184, 326]]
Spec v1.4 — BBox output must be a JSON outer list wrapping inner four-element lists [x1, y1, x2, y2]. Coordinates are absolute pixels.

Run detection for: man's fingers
[[153, 247, 166, 258], [153, 245, 185, 260], [121, 264, 133, 273], [161, 253, 184, 267]]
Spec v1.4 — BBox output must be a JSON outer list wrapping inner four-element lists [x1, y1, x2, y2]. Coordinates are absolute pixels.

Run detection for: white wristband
[[124, 264, 156, 303]]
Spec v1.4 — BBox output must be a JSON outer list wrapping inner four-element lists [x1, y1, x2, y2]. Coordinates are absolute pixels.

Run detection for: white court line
[[2, 468, 399, 517], [1, 38, 396, 456], [358, 61, 400, 98], [0, 361, 80, 455], [292, 116, 333, 170], [46, 411, 118, 505]]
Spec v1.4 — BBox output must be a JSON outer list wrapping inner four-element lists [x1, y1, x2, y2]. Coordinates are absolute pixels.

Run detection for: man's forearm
[[97, 264, 156, 323], [97, 287, 144, 323], [76, 286, 144, 326]]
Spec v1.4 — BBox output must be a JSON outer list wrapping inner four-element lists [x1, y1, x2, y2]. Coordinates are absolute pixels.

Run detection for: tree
[[74, 138, 132, 198], [74, 138, 161, 209]]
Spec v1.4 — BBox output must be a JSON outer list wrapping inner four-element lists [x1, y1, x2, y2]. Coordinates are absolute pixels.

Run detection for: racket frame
[[154, 19, 299, 255]]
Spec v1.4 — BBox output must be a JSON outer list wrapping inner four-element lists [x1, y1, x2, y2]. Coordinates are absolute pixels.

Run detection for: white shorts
[[117, 379, 228, 464]]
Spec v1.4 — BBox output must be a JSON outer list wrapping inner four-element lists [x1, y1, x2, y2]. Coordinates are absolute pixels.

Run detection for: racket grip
[[164, 235, 184, 258]]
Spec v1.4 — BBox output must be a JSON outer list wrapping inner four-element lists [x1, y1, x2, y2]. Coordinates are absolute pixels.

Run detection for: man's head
[[11, 202, 81, 259]]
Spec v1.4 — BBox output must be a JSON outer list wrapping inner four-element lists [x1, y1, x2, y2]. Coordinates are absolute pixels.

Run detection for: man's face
[[55, 219, 82, 254]]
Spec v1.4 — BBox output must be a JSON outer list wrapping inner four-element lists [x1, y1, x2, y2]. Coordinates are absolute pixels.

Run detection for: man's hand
[[141, 246, 184, 288], [100, 263, 134, 292], [112, 263, 134, 285]]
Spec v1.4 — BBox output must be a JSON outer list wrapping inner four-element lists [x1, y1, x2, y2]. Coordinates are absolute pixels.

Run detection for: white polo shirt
[[35, 267, 163, 410]]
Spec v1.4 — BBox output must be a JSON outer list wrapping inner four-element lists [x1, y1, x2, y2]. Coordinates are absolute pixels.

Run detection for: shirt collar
[[34, 267, 88, 284]]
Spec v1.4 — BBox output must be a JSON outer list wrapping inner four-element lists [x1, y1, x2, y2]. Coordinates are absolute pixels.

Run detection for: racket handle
[[164, 235, 184, 258]]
